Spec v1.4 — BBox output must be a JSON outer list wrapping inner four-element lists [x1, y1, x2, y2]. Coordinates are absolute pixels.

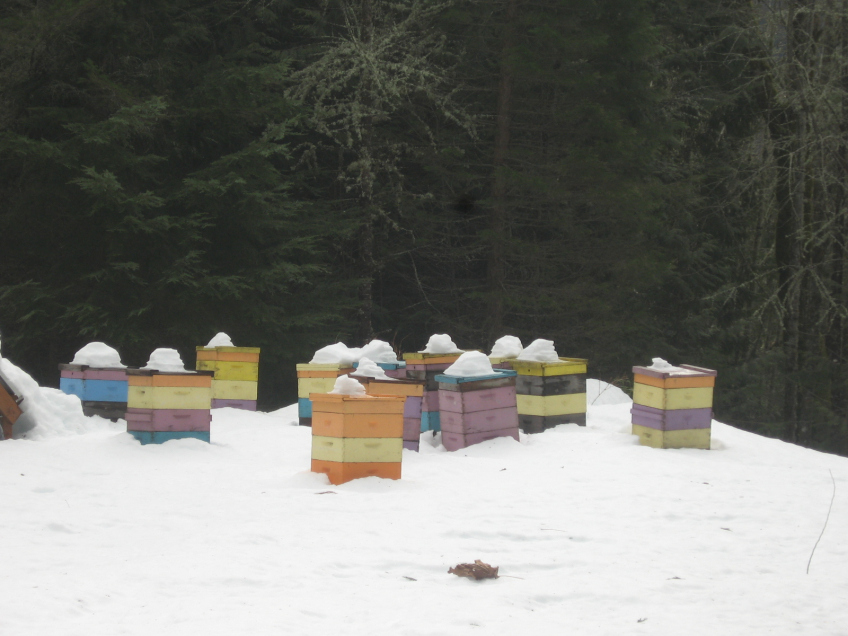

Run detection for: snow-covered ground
[[1, 383, 847, 635]]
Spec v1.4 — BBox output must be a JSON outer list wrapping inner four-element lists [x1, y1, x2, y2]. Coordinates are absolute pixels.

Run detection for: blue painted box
[[59, 377, 85, 399], [129, 430, 211, 445], [84, 379, 129, 403]]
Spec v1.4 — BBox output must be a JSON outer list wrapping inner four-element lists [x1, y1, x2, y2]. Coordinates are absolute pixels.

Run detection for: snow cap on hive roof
[[490, 336, 523, 359], [206, 332, 235, 347], [143, 348, 187, 373], [516, 339, 560, 362], [329, 374, 367, 396], [351, 357, 395, 381], [444, 351, 496, 377], [421, 334, 462, 354], [71, 342, 125, 368]]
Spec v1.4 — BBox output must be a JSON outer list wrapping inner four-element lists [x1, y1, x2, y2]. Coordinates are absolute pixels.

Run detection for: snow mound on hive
[[329, 375, 366, 396], [490, 335, 523, 359], [516, 339, 560, 362], [358, 340, 398, 363], [444, 351, 496, 377], [310, 342, 359, 366], [421, 334, 462, 354], [0, 357, 115, 439], [143, 348, 187, 373], [351, 357, 395, 381], [646, 357, 701, 375], [70, 342, 125, 368], [206, 332, 235, 347]]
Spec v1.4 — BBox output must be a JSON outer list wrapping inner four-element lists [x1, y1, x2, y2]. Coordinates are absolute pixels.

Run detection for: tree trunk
[[486, 0, 517, 344]]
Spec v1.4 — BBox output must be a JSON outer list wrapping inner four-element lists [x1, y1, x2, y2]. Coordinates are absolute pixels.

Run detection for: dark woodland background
[[3, 0, 848, 456]]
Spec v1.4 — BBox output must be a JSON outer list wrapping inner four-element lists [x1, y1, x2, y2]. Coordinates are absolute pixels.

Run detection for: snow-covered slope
[[0, 395, 846, 635]]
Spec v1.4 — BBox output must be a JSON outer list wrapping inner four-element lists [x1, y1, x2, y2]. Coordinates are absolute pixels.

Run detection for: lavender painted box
[[85, 369, 127, 381], [440, 406, 519, 435], [630, 404, 712, 431], [211, 399, 257, 411], [125, 408, 212, 432], [442, 427, 519, 452], [404, 396, 423, 418], [403, 440, 420, 451], [60, 369, 85, 379], [438, 386, 516, 414], [423, 390, 440, 412], [403, 417, 421, 441]]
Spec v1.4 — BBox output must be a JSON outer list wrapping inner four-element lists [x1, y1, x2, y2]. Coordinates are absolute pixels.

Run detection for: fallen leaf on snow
[[449, 560, 499, 580]]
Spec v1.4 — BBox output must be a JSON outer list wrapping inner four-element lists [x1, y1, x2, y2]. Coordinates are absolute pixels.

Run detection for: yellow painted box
[[517, 393, 587, 417], [212, 379, 258, 401], [632, 423, 711, 450], [197, 360, 259, 382], [298, 376, 339, 398], [311, 436, 403, 463], [632, 383, 713, 411], [311, 393, 405, 415], [196, 346, 260, 363], [127, 385, 212, 410], [511, 357, 588, 377]]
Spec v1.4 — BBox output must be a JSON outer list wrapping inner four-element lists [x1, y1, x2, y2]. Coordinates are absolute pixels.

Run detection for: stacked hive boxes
[[512, 357, 588, 433], [0, 375, 23, 440], [631, 364, 716, 449], [436, 370, 519, 451], [195, 346, 260, 410], [402, 352, 464, 433], [58, 364, 128, 420], [310, 392, 406, 484], [359, 378, 425, 452], [296, 363, 354, 426], [125, 369, 214, 444]]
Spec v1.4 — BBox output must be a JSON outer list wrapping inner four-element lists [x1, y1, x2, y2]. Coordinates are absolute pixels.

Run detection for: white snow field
[[1, 385, 847, 635]]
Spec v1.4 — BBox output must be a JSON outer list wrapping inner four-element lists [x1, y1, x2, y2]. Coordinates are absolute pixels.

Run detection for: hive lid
[[632, 364, 716, 379]]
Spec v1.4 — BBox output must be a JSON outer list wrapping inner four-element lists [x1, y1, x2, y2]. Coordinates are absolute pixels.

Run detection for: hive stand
[[631, 364, 716, 449], [512, 358, 588, 433], [310, 392, 406, 484], [402, 352, 464, 433], [358, 377, 425, 451], [125, 369, 214, 444], [196, 346, 260, 410], [0, 375, 23, 440], [435, 370, 519, 451], [296, 363, 355, 426], [58, 364, 128, 420]]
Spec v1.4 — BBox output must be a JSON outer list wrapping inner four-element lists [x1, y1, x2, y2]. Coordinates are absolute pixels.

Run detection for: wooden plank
[[196, 346, 260, 354], [296, 363, 355, 372], [441, 427, 519, 452], [0, 383, 23, 424], [311, 436, 403, 463], [310, 459, 401, 485], [632, 364, 717, 381], [632, 423, 711, 449]]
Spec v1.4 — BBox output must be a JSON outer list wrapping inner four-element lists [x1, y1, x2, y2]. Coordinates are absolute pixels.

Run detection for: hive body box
[[0, 375, 23, 440], [125, 369, 214, 444], [489, 357, 515, 370], [436, 370, 520, 451], [296, 363, 355, 426], [58, 364, 129, 420], [196, 346, 260, 410], [358, 377, 425, 451], [512, 358, 588, 433], [402, 352, 464, 433], [631, 364, 716, 449], [310, 392, 406, 484]]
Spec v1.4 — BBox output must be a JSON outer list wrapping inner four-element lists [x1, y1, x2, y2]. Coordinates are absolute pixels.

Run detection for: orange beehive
[[310, 392, 405, 485]]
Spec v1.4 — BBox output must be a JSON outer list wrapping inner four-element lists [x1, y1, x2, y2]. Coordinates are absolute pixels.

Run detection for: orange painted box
[[361, 378, 424, 398], [311, 459, 401, 485], [310, 393, 405, 415], [311, 411, 403, 438]]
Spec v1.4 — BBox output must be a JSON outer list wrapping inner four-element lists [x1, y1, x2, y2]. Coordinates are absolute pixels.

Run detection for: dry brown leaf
[[448, 560, 499, 580]]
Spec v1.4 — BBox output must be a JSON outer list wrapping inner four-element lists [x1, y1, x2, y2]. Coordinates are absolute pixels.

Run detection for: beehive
[[631, 364, 716, 449], [196, 346, 259, 410], [435, 370, 519, 451], [296, 363, 355, 426], [359, 377, 425, 452], [125, 369, 214, 444], [58, 364, 129, 420], [512, 357, 588, 433], [0, 375, 23, 440], [310, 392, 405, 484], [402, 352, 464, 433]]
